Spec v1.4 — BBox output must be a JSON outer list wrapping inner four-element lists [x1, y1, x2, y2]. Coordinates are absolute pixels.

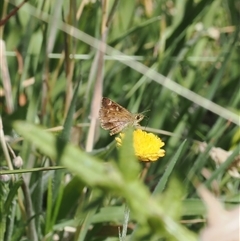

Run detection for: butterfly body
[[99, 97, 144, 135]]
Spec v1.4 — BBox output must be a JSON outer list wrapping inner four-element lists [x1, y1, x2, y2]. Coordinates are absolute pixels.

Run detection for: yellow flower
[[115, 129, 165, 162]]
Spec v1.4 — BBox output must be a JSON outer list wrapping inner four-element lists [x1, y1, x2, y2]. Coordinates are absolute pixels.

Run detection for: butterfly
[[99, 97, 144, 135]]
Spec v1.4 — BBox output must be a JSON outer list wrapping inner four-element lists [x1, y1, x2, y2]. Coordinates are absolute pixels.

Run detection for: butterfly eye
[[135, 115, 142, 120]]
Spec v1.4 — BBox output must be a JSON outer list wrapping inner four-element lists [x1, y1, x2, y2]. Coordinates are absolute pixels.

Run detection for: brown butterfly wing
[[99, 97, 135, 135], [101, 121, 131, 135]]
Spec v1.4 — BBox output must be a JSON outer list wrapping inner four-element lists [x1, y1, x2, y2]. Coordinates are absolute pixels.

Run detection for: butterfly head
[[134, 113, 144, 125]]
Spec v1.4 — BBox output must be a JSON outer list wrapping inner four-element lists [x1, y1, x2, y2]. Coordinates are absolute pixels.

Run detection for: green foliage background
[[0, 0, 239, 241]]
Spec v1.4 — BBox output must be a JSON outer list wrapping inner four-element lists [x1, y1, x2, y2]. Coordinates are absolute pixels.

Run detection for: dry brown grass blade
[[86, 0, 119, 151], [197, 142, 240, 178], [85, 1, 108, 152], [198, 185, 240, 241], [0, 39, 14, 113], [0, 0, 27, 26]]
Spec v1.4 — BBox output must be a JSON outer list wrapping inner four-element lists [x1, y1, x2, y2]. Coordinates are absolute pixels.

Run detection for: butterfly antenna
[[140, 109, 150, 116]]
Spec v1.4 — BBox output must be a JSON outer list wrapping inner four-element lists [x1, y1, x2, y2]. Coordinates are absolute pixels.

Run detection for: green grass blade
[[154, 140, 187, 194]]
